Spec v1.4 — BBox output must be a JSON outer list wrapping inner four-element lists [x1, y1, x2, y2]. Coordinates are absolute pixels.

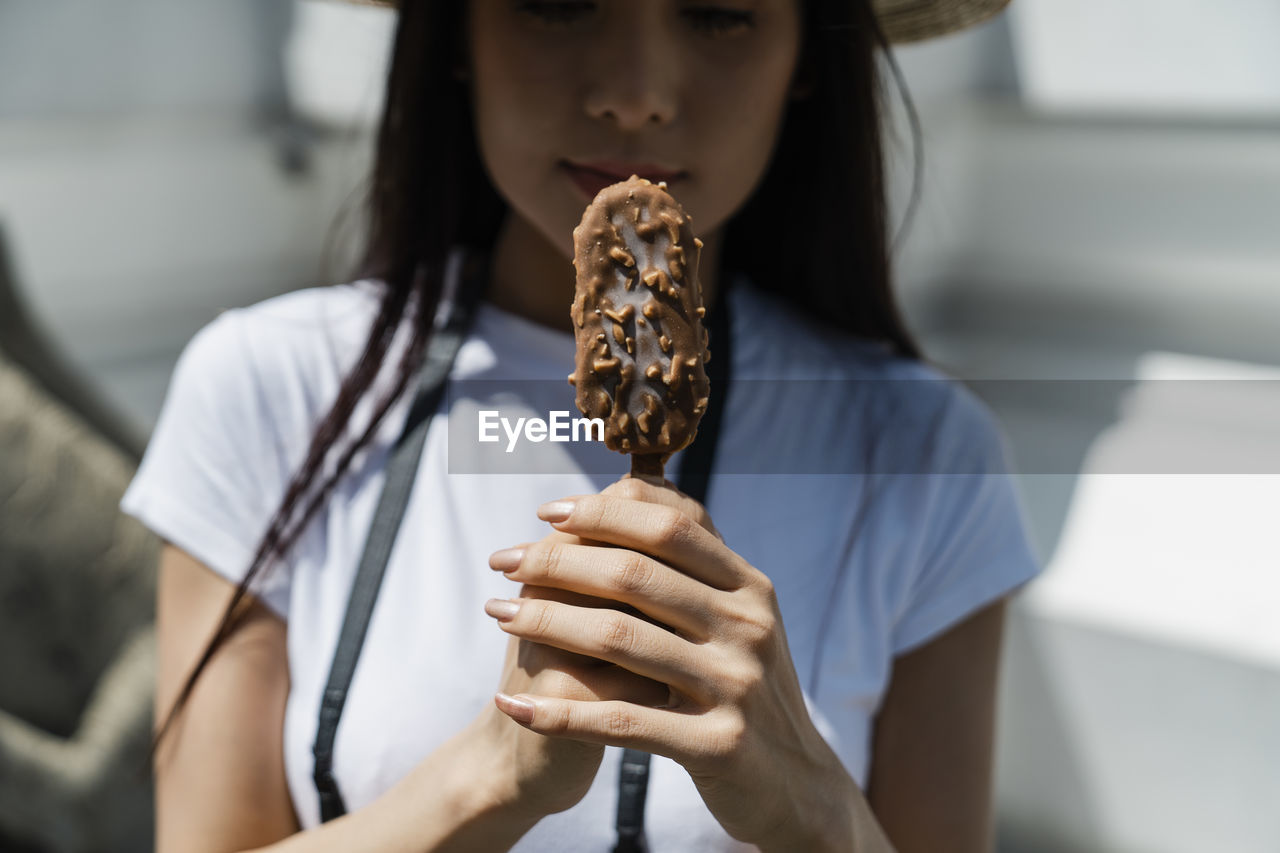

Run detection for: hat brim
[[341, 0, 1011, 44], [874, 0, 1011, 43]]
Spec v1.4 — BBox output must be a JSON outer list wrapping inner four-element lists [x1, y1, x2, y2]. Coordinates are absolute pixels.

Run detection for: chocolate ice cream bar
[[568, 176, 711, 481]]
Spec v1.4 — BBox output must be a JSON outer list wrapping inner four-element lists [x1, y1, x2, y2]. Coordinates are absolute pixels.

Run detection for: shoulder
[[155, 280, 394, 487], [175, 281, 384, 411], [122, 281, 389, 595], [184, 281, 383, 372]]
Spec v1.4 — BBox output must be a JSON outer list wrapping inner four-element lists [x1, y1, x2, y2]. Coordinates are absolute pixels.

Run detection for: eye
[[682, 5, 756, 36], [515, 0, 596, 26]]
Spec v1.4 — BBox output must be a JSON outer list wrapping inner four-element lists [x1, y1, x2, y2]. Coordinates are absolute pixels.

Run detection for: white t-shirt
[[122, 270, 1041, 851]]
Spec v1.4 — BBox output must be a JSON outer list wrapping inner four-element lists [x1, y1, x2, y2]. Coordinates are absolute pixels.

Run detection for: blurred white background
[[1, 1, 1278, 851]]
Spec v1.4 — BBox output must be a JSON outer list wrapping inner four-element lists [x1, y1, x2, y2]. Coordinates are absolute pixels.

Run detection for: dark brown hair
[[150, 0, 921, 763]]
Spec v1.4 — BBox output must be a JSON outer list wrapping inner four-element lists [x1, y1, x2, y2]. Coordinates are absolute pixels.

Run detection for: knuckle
[[598, 612, 636, 656], [720, 657, 765, 700], [615, 478, 649, 502], [531, 541, 563, 583], [741, 611, 778, 652], [575, 495, 606, 529], [529, 601, 556, 638], [653, 508, 691, 547], [720, 712, 748, 753], [755, 573, 778, 602], [744, 566, 775, 598], [613, 552, 654, 595], [725, 593, 777, 652], [601, 705, 638, 739], [542, 701, 573, 735], [699, 712, 748, 768], [744, 569, 779, 606]]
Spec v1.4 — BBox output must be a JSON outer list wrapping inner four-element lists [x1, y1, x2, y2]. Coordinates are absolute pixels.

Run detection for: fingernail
[[537, 500, 575, 523], [489, 547, 525, 572], [484, 598, 521, 621], [494, 692, 535, 724]]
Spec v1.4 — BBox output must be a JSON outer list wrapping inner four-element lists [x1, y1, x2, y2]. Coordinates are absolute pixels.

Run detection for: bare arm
[[865, 597, 1008, 853], [154, 544, 542, 853], [154, 544, 297, 850]]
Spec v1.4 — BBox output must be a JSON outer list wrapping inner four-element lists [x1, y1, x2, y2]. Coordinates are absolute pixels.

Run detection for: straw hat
[[341, 0, 1011, 44], [874, 0, 1011, 43]]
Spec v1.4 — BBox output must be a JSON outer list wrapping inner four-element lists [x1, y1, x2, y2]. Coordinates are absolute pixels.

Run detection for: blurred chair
[[0, 222, 158, 852]]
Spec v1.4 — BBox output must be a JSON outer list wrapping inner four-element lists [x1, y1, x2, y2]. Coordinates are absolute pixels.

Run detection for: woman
[[124, 1, 1038, 850]]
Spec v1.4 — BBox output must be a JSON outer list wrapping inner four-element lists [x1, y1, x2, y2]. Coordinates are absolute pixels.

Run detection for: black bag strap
[[613, 283, 732, 853], [313, 256, 485, 821]]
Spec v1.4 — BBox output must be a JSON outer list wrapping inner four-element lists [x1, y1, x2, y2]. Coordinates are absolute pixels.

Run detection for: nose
[[583, 22, 679, 130]]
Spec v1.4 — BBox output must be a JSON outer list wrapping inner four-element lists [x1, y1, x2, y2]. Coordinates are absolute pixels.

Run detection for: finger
[[485, 597, 713, 701], [512, 584, 667, 649], [519, 656, 671, 707], [490, 540, 719, 640], [537, 495, 751, 590], [572, 664, 671, 707], [513, 580, 613, 610], [603, 476, 721, 539], [496, 696, 741, 770]]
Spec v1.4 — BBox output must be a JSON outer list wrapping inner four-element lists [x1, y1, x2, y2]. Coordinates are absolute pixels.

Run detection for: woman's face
[[468, 0, 803, 257]]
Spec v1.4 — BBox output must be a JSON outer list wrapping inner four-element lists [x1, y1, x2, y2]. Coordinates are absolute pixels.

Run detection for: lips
[[562, 160, 686, 200]]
